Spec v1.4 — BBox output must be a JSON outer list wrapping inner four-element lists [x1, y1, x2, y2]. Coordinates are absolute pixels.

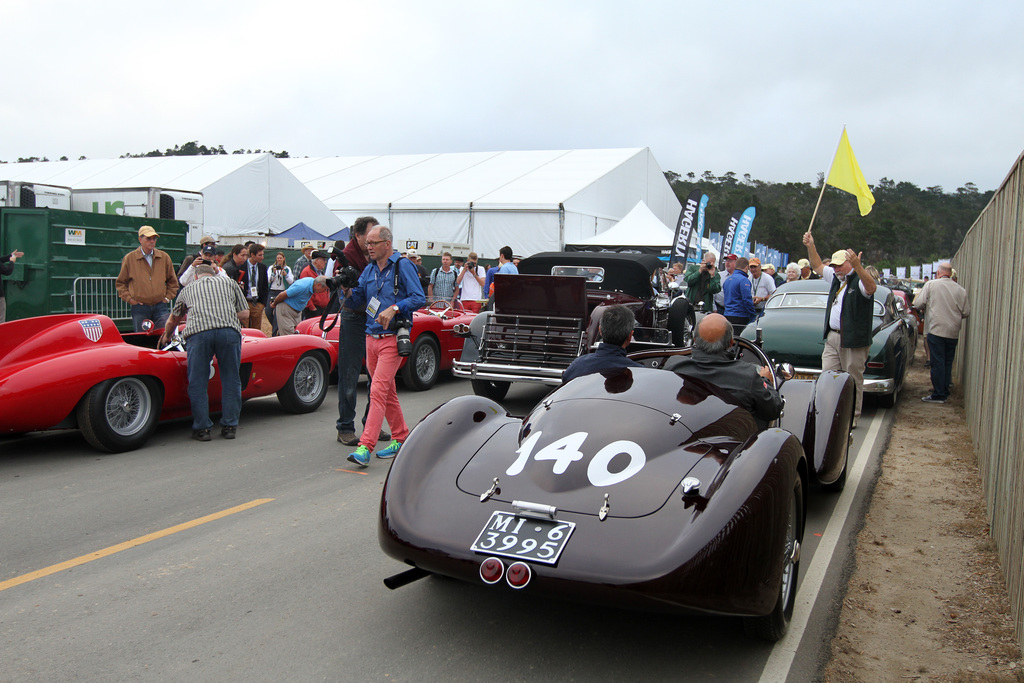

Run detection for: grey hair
[[693, 317, 733, 355], [373, 225, 393, 243], [598, 304, 635, 346], [314, 275, 328, 288], [785, 262, 800, 275], [194, 264, 217, 277]]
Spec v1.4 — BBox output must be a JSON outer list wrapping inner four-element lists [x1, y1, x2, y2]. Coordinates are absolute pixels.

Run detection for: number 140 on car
[[470, 511, 576, 565]]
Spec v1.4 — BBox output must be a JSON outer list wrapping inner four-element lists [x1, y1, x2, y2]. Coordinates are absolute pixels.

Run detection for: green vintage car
[[740, 280, 917, 408]]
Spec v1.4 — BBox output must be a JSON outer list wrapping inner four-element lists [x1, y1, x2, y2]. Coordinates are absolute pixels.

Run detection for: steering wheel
[[427, 300, 453, 317], [161, 334, 186, 352], [731, 336, 777, 389]]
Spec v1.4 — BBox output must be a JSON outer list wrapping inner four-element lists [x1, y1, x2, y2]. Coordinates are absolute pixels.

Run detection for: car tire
[[668, 297, 695, 347], [401, 335, 440, 391], [277, 351, 330, 413], [744, 476, 802, 642], [471, 379, 511, 401], [77, 376, 162, 453]]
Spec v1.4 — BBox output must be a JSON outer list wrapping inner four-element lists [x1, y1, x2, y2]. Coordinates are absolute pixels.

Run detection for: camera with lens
[[327, 265, 360, 291], [393, 315, 413, 356]]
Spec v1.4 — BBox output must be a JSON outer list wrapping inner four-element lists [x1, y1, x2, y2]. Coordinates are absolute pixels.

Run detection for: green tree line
[[665, 171, 993, 269], [1, 140, 289, 165]]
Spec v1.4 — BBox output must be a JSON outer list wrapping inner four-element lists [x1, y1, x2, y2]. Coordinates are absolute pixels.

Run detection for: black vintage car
[[452, 252, 692, 400], [380, 337, 855, 641]]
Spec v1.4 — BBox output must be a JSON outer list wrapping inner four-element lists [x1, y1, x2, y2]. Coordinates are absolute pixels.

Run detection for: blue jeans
[[187, 327, 242, 430], [927, 334, 958, 400], [131, 302, 170, 332], [336, 310, 371, 433]]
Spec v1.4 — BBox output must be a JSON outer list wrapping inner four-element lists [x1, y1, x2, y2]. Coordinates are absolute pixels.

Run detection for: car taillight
[[505, 561, 532, 589], [866, 362, 884, 368], [480, 557, 504, 584]]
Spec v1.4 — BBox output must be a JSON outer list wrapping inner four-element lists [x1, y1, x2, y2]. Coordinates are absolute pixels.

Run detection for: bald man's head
[[694, 313, 734, 355]]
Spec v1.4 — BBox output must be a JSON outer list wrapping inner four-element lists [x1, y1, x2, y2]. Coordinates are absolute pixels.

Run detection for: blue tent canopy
[[327, 227, 350, 241], [274, 222, 327, 247]]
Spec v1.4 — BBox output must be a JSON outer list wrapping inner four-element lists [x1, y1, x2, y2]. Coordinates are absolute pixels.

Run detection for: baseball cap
[[725, 254, 738, 261], [406, 249, 418, 257], [797, 258, 811, 268], [138, 225, 159, 238], [199, 235, 216, 245], [749, 257, 761, 266], [830, 250, 849, 266], [201, 243, 217, 256]]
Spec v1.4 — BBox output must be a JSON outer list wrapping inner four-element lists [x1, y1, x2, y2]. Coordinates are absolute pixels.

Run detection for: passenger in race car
[[561, 305, 642, 383], [663, 313, 783, 427]]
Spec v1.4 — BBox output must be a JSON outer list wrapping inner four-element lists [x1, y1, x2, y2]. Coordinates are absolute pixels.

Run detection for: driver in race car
[[562, 305, 642, 383], [665, 313, 783, 427]]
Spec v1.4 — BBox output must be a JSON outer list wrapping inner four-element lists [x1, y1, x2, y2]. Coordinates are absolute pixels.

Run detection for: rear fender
[[811, 371, 855, 482], [379, 394, 517, 557]]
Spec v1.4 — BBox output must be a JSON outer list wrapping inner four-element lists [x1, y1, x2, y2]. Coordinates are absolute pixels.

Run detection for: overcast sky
[[3, 0, 1020, 192]]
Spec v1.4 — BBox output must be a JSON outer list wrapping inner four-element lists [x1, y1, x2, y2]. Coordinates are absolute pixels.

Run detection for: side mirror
[[776, 362, 795, 380]]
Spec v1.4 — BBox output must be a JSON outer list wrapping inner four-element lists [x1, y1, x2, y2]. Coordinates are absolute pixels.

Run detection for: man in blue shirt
[[269, 275, 329, 335], [342, 226, 426, 467], [723, 256, 756, 334], [562, 305, 641, 383]]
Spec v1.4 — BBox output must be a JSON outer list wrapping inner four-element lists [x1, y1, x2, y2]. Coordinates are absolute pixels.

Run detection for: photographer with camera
[[178, 241, 232, 287], [266, 252, 295, 336], [341, 225, 425, 468], [683, 251, 722, 313], [455, 250, 486, 312]]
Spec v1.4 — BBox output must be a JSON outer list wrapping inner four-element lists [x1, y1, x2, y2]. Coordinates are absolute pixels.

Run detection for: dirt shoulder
[[823, 347, 1022, 681]]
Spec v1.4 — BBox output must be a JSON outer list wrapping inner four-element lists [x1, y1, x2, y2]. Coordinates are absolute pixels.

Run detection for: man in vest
[[802, 231, 877, 427]]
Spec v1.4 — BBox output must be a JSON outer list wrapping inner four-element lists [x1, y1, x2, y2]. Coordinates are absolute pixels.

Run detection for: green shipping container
[[0, 208, 187, 327]]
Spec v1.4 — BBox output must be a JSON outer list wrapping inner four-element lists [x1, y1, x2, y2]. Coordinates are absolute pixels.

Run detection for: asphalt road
[[0, 376, 892, 682]]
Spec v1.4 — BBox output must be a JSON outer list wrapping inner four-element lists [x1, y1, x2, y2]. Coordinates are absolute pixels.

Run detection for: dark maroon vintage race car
[[453, 252, 693, 400], [380, 337, 855, 641]]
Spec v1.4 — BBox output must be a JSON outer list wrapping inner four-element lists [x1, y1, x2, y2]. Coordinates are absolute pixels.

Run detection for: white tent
[[282, 148, 681, 260], [1, 154, 345, 242], [566, 200, 677, 256]]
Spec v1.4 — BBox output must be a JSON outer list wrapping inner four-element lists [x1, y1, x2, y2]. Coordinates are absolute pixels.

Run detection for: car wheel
[[744, 476, 802, 642], [77, 377, 162, 453], [668, 297, 695, 347], [876, 380, 898, 409], [472, 379, 511, 401], [401, 335, 440, 391], [277, 351, 329, 413]]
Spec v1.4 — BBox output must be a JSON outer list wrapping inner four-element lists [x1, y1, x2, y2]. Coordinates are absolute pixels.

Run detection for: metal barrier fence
[[954, 149, 1024, 648], [72, 276, 131, 322]]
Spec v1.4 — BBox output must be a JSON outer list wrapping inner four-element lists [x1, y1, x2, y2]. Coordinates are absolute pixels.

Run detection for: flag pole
[[806, 126, 846, 233]]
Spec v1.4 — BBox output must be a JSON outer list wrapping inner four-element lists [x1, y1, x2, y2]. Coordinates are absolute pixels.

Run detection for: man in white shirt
[[456, 251, 486, 310]]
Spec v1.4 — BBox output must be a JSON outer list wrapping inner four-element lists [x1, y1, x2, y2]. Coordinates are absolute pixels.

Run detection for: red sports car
[[0, 314, 337, 452], [295, 299, 477, 391]]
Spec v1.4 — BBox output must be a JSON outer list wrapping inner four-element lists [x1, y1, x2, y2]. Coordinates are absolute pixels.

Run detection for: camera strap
[[317, 288, 340, 335]]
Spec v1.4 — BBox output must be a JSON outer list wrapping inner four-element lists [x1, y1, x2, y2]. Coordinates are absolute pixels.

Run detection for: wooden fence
[[954, 149, 1024, 648]]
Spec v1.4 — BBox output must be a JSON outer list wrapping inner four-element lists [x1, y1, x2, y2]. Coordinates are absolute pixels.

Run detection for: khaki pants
[[247, 302, 265, 330], [822, 330, 869, 419], [276, 303, 302, 335]]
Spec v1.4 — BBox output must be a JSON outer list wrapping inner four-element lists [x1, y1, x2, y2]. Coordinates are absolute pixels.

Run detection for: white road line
[[758, 410, 886, 682]]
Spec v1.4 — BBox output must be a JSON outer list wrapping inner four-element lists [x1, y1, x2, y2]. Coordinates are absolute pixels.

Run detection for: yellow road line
[[0, 498, 275, 593], [335, 468, 369, 475]]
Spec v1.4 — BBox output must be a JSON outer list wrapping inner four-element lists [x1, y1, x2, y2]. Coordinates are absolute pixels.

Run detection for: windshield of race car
[[766, 292, 884, 316]]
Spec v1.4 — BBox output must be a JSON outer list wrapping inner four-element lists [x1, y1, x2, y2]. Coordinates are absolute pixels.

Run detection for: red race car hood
[[456, 368, 758, 518]]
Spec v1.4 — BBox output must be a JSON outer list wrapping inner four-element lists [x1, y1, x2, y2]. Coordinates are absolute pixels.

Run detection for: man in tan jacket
[[914, 262, 970, 403], [115, 225, 179, 331]]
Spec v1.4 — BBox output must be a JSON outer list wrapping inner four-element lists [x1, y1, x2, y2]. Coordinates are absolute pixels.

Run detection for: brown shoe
[[378, 430, 391, 442], [337, 431, 359, 446]]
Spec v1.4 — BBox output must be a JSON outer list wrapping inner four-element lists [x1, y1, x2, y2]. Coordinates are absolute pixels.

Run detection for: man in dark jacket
[[664, 313, 782, 428], [802, 231, 876, 426], [562, 305, 642, 383]]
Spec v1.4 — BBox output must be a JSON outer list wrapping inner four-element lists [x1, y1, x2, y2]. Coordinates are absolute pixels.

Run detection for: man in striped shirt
[[159, 265, 250, 442]]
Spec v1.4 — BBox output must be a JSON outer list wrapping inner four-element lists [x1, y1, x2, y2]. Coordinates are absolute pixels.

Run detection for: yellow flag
[[826, 129, 875, 216]]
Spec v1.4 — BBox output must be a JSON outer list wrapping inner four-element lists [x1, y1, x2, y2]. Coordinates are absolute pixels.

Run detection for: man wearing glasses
[[341, 226, 425, 467]]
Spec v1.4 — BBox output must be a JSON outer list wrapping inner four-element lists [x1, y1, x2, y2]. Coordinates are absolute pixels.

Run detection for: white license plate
[[470, 511, 576, 565]]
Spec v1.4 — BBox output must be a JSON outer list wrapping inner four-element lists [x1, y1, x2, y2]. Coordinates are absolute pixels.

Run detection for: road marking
[[335, 468, 369, 475], [759, 411, 886, 682], [0, 498, 275, 593]]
